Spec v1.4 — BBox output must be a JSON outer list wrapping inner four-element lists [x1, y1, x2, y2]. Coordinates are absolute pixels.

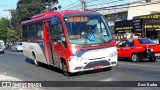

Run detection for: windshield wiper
[[94, 32, 106, 44]]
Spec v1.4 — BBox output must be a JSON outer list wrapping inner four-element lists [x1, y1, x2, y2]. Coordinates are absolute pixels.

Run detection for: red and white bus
[[21, 10, 117, 76]]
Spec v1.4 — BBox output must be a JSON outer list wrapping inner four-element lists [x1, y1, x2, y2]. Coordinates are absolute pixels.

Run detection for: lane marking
[[118, 62, 160, 68], [0, 62, 10, 68], [99, 78, 116, 81], [0, 74, 20, 81]]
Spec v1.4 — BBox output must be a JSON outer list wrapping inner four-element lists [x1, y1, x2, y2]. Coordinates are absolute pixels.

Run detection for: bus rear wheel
[[62, 61, 70, 76], [33, 54, 39, 67]]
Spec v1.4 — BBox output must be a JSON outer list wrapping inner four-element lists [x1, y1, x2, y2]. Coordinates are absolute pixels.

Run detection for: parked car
[[117, 38, 160, 62], [0, 44, 4, 53], [11, 42, 23, 52], [0, 40, 5, 48]]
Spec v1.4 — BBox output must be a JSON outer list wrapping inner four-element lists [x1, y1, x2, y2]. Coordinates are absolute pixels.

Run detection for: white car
[[0, 45, 4, 53], [11, 42, 23, 52]]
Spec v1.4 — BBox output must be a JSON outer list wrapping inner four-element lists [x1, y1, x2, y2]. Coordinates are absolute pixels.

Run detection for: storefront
[[114, 20, 134, 41], [114, 13, 160, 40], [134, 13, 160, 37]]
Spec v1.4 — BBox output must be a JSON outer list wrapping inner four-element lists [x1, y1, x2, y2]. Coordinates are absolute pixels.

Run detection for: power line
[[65, 4, 81, 10], [87, 0, 109, 4], [86, 0, 124, 7], [92, 1, 160, 11], [86, 0, 109, 8], [68, 0, 79, 9], [61, 0, 80, 10]]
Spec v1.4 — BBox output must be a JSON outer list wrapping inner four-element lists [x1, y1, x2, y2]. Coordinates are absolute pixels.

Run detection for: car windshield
[[138, 38, 156, 44], [64, 15, 113, 45]]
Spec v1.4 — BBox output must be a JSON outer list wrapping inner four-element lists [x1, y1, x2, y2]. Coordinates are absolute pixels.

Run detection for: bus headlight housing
[[108, 52, 117, 58], [70, 56, 83, 61], [71, 44, 77, 55]]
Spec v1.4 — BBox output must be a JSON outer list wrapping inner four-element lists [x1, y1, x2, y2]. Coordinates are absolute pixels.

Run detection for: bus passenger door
[[44, 21, 55, 64], [50, 17, 67, 67]]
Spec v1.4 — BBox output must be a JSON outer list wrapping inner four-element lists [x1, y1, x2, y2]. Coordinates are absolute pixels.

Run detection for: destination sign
[[67, 16, 89, 22]]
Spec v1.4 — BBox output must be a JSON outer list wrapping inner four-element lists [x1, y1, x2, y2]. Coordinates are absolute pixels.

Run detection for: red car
[[117, 38, 160, 62]]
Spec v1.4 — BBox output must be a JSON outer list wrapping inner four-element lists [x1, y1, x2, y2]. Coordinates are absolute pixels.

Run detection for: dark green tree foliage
[[0, 18, 10, 42], [11, 0, 58, 30], [16, 0, 46, 21]]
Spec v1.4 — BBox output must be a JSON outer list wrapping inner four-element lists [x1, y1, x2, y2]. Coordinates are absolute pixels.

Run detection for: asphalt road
[[0, 50, 160, 90]]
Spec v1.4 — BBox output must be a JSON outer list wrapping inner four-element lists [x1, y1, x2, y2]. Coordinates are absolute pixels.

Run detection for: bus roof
[[21, 10, 100, 24]]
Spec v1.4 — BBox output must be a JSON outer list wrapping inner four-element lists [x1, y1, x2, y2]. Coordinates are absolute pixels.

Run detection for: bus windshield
[[64, 15, 113, 45]]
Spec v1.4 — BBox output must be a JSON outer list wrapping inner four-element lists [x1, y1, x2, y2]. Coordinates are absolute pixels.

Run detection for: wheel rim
[[62, 63, 68, 75], [63, 64, 67, 72], [132, 54, 138, 62], [34, 58, 38, 66]]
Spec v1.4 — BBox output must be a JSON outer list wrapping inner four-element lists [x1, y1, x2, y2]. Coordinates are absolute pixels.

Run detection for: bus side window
[[22, 25, 29, 41], [51, 24, 62, 41], [28, 23, 36, 40], [36, 22, 43, 40]]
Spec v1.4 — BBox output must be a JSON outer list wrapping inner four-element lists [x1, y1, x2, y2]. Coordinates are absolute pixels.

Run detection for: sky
[[56, 0, 141, 10], [0, 0, 141, 19], [0, 0, 18, 18]]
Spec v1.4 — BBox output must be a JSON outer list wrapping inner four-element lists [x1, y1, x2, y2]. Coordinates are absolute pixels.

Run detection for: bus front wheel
[[62, 61, 70, 76]]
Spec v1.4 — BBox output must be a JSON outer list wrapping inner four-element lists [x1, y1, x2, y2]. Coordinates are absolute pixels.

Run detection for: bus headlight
[[71, 44, 77, 55], [108, 52, 117, 58]]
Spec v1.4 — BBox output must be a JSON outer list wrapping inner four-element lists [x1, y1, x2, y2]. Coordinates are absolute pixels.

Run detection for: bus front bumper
[[68, 56, 117, 73]]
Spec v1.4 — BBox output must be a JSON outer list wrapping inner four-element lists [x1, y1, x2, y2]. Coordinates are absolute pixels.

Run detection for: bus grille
[[83, 60, 110, 69]]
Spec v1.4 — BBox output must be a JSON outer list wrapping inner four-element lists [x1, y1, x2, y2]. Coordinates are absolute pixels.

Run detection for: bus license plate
[[93, 65, 103, 70], [155, 53, 160, 56]]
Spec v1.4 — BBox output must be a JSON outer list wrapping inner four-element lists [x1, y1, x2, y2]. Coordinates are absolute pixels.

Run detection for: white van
[[0, 40, 4, 46]]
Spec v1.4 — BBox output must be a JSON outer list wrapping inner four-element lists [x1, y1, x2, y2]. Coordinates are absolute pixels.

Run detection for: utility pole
[[4, 9, 12, 29], [80, 0, 86, 10]]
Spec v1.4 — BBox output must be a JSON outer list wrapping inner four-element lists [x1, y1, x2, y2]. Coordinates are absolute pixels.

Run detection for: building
[[97, 0, 160, 33]]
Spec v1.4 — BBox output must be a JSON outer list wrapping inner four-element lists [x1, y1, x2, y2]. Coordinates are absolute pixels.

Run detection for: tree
[[0, 18, 10, 42], [11, 0, 58, 33], [0, 18, 20, 43], [6, 28, 21, 43]]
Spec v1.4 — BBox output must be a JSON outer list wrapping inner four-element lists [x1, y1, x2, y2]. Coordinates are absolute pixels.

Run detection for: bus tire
[[33, 53, 39, 67], [62, 61, 70, 76]]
